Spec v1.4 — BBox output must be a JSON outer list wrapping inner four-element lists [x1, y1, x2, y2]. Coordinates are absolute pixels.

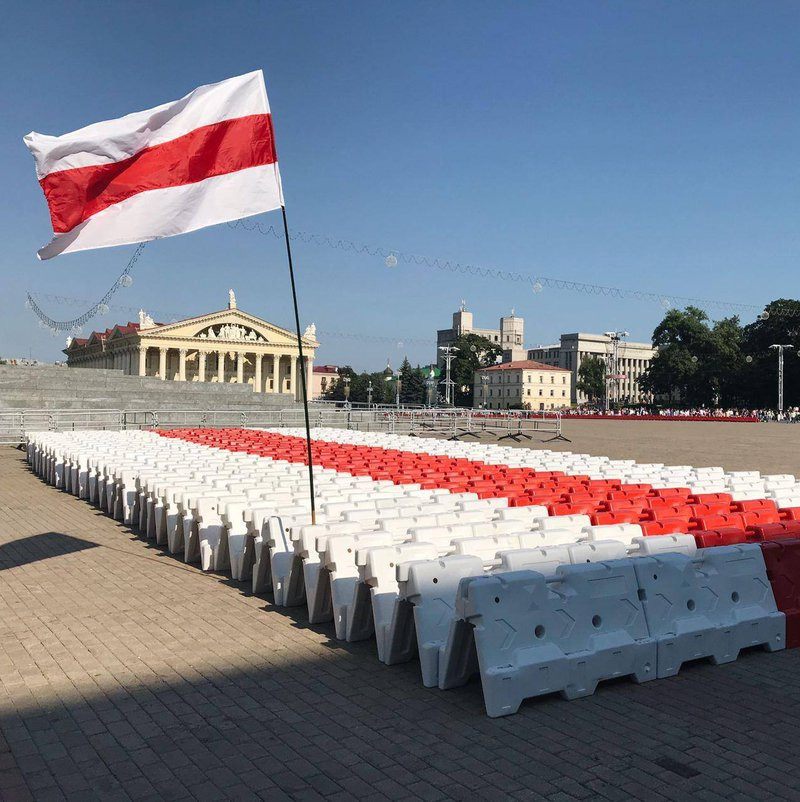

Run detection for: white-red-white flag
[[24, 70, 283, 260]]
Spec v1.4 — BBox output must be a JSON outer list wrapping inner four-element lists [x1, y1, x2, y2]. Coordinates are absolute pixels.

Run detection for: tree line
[[326, 299, 800, 409], [324, 333, 502, 406], [577, 298, 800, 408]]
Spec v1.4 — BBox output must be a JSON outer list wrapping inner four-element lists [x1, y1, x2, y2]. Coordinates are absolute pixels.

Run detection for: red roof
[[478, 360, 570, 373], [313, 365, 339, 374]]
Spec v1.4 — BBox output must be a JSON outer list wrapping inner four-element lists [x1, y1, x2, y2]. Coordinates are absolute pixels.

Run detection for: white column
[[292, 357, 299, 400], [254, 354, 262, 393], [217, 351, 225, 383], [198, 352, 206, 382], [158, 348, 167, 380], [236, 352, 244, 384], [178, 349, 187, 381]]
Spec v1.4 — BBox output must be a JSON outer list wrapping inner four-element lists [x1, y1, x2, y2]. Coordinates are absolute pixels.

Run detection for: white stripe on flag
[[24, 71, 269, 179]]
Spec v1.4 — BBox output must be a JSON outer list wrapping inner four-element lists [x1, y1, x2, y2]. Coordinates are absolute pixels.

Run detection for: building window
[[562, 376, 566, 384], [550, 376, 554, 384], [539, 389, 543, 396], [550, 389, 554, 396]]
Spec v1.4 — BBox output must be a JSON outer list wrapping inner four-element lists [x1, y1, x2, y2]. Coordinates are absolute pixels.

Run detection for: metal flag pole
[[280, 205, 316, 524]]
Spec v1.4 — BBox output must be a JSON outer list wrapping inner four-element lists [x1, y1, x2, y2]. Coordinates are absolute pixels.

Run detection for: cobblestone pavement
[[1, 446, 800, 801]]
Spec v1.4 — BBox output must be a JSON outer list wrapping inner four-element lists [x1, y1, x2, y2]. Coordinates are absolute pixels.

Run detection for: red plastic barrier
[[742, 509, 782, 528], [780, 507, 800, 521], [692, 513, 748, 531], [590, 511, 641, 526], [650, 488, 691, 499], [641, 520, 689, 536], [732, 499, 779, 513], [760, 538, 800, 648], [548, 503, 596, 517], [749, 522, 800, 541], [693, 528, 747, 548], [689, 493, 733, 505], [560, 414, 758, 422]]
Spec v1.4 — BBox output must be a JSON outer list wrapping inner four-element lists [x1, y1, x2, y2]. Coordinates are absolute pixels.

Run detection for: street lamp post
[[603, 330, 629, 412], [438, 345, 459, 405], [770, 344, 794, 414], [480, 373, 489, 409], [425, 369, 436, 407], [367, 379, 373, 407], [342, 375, 351, 406]]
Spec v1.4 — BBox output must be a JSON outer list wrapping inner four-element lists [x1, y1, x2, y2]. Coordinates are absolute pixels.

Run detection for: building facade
[[312, 365, 339, 399], [63, 291, 319, 402], [473, 360, 572, 410], [436, 304, 526, 366], [527, 332, 654, 405]]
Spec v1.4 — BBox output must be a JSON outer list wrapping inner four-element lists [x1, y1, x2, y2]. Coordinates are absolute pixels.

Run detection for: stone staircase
[[0, 365, 298, 412]]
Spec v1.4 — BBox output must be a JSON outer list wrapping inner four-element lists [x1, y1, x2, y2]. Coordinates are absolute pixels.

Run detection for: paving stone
[[3, 445, 800, 802]]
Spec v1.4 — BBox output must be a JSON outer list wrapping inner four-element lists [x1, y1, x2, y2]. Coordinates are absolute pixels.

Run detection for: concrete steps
[[0, 365, 297, 412]]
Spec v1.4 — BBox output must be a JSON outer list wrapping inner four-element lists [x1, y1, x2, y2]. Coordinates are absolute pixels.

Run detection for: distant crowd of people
[[560, 406, 800, 421]]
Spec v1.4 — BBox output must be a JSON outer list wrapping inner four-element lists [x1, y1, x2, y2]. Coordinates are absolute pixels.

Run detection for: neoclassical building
[[63, 291, 319, 401]]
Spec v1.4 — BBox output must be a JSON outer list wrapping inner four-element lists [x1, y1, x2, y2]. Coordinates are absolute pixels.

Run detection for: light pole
[[480, 373, 489, 409], [603, 330, 629, 412], [385, 374, 401, 409], [367, 379, 373, 407], [438, 345, 459, 405], [425, 369, 436, 407], [770, 344, 794, 414], [342, 375, 351, 406]]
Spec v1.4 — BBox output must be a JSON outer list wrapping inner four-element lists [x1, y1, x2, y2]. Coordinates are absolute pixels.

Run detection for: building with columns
[[527, 332, 654, 405], [63, 290, 319, 402]]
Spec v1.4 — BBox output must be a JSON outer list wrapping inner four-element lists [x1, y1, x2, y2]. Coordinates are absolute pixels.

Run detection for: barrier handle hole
[[731, 591, 740, 603], [494, 596, 500, 604], [534, 625, 545, 639], [592, 615, 602, 628], [432, 577, 438, 584], [687, 599, 696, 611]]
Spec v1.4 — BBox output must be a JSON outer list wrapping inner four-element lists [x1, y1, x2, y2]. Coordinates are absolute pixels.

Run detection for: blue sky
[[1, 1, 798, 370]]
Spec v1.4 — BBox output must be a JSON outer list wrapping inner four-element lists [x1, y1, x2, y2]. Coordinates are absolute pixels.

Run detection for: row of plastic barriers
[[24, 428, 797, 717]]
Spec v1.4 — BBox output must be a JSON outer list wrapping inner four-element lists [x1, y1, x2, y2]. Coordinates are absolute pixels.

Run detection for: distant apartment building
[[473, 360, 571, 410], [527, 333, 654, 405], [436, 304, 526, 366]]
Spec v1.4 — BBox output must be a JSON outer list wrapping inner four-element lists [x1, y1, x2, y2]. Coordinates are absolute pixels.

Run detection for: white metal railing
[[1, 406, 564, 444]]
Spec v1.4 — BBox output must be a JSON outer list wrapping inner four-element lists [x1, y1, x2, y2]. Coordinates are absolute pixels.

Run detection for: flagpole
[[280, 205, 316, 525]]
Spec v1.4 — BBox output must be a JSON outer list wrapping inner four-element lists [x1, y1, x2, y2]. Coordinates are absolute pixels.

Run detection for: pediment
[[141, 308, 317, 348]]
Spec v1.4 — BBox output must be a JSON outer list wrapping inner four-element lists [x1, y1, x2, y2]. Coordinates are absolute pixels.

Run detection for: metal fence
[[0, 406, 565, 445]]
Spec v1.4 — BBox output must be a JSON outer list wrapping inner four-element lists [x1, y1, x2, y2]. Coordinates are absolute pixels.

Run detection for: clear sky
[[1, 1, 798, 370]]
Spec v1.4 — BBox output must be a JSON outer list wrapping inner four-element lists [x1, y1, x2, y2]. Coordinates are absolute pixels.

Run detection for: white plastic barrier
[[383, 554, 484, 687], [346, 541, 439, 656], [631, 545, 785, 677], [439, 561, 656, 717]]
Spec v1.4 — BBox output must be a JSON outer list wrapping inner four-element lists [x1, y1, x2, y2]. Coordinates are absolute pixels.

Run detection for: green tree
[[740, 299, 800, 408], [398, 357, 426, 405], [575, 356, 606, 403], [322, 366, 355, 401], [449, 333, 503, 406], [638, 307, 720, 406]]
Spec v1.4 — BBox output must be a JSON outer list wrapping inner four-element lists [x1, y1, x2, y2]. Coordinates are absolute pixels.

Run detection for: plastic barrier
[[693, 528, 747, 548], [631, 545, 784, 678], [383, 554, 484, 686], [439, 562, 656, 717], [760, 539, 800, 649]]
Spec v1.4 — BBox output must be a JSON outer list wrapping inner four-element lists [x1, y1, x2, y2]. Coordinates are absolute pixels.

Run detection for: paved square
[[1, 445, 800, 801]]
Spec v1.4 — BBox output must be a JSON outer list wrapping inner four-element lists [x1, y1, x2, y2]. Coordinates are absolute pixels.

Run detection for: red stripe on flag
[[40, 114, 277, 234]]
